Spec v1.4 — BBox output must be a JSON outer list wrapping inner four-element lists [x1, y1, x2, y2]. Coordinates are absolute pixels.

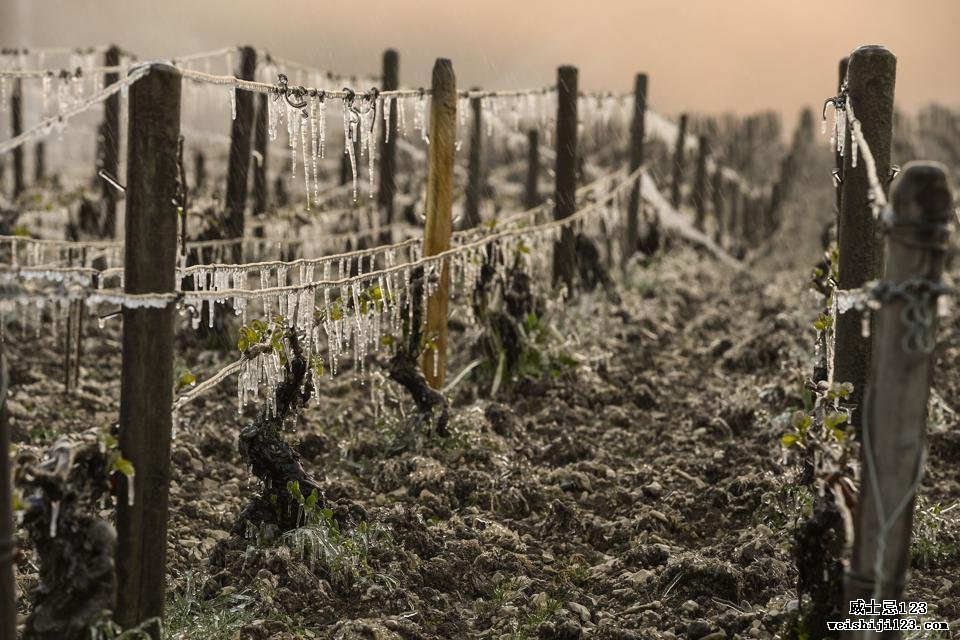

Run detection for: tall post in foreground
[[464, 89, 483, 228], [378, 49, 399, 227], [692, 135, 709, 231], [832, 45, 896, 432], [224, 46, 256, 262], [101, 44, 122, 237], [115, 63, 181, 639], [624, 73, 647, 266], [11, 79, 24, 198], [252, 92, 269, 217], [421, 59, 457, 389], [34, 142, 45, 183], [842, 162, 953, 638], [194, 151, 206, 193], [0, 345, 14, 640], [669, 113, 688, 209], [524, 129, 540, 210], [553, 65, 578, 291]]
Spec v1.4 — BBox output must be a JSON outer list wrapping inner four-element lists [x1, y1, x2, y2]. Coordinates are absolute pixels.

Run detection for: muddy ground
[[7, 145, 960, 640]]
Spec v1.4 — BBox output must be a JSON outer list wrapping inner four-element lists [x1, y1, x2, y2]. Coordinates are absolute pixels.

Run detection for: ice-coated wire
[[180, 167, 644, 301], [0, 65, 150, 155], [844, 99, 889, 217]]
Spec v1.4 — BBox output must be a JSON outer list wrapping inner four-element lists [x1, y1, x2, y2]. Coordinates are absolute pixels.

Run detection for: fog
[[2, 0, 958, 120]]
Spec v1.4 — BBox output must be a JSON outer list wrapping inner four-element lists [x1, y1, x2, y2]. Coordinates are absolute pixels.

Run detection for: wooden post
[[624, 73, 647, 266], [832, 45, 896, 432], [553, 65, 578, 291], [252, 92, 269, 216], [692, 135, 708, 231], [115, 62, 181, 639], [224, 46, 256, 262], [669, 113, 688, 209], [524, 129, 540, 210], [728, 178, 742, 245], [744, 194, 759, 246], [842, 162, 953, 638], [0, 345, 14, 640], [464, 89, 483, 229], [194, 150, 206, 193], [34, 141, 45, 183], [101, 44, 122, 237], [378, 49, 399, 226], [710, 166, 725, 245], [421, 58, 457, 389], [11, 79, 24, 198]]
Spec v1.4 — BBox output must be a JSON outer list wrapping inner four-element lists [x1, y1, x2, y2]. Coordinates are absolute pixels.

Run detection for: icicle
[[49, 501, 60, 538], [309, 97, 320, 203], [398, 97, 408, 136], [383, 96, 392, 144], [365, 97, 378, 197], [850, 128, 859, 169], [230, 83, 237, 120], [42, 75, 51, 115], [268, 94, 278, 141], [319, 99, 327, 158], [344, 101, 359, 200], [301, 110, 311, 209], [288, 103, 298, 179], [126, 474, 135, 506]]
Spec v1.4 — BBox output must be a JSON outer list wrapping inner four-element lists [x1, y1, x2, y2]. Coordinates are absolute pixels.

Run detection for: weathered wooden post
[[624, 73, 647, 266], [194, 150, 206, 193], [464, 89, 483, 229], [0, 345, 14, 640], [692, 135, 708, 231], [224, 46, 256, 262], [842, 162, 953, 638], [744, 193, 760, 247], [115, 62, 181, 639], [524, 129, 540, 210], [832, 45, 896, 431], [669, 113, 688, 209], [378, 49, 399, 227], [34, 142, 45, 183], [728, 178, 742, 246], [553, 65, 578, 291], [11, 79, 24, 198], [766, 182, 782, 236], [101, 44, 122, 237], [710, 166, 725, 245], [252, 92, 269, 216], [421, 58, 457, 389]]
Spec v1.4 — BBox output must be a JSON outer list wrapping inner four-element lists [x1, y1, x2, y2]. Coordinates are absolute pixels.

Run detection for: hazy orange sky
[[2, 0, 958, 121]]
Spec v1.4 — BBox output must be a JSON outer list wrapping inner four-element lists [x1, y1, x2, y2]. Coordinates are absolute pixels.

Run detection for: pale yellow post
[[421, 58, 457, 388]]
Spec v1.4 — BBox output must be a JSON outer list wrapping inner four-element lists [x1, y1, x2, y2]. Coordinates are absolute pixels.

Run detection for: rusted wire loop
[[821, 87, 847, 121], [870, 277, 951, 354], [274, 73, 307, 109]]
